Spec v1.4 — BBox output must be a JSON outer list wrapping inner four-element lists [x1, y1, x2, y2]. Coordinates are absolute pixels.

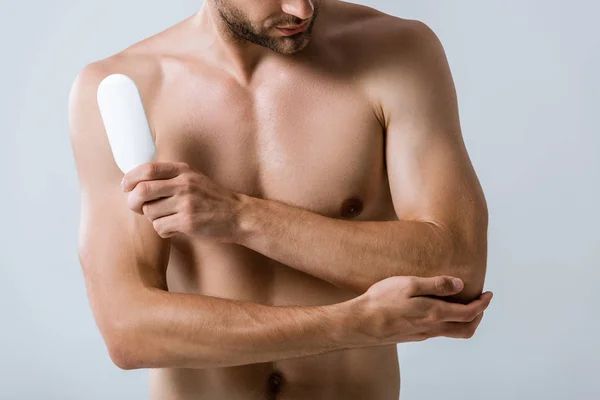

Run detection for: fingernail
[[120, 178, 125, 191], [452, 278, 463, 291]]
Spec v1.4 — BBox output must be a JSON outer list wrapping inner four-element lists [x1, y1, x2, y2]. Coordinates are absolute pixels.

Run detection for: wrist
[[329, 296, 378, 349], [232, 193, 261, 245]]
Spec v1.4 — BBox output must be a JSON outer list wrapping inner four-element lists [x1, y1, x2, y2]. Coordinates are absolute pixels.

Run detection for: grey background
[[1, 0, 598, 399]]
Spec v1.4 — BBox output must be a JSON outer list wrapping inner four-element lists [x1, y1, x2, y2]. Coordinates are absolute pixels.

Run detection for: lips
[[276, 20, 309, 36]]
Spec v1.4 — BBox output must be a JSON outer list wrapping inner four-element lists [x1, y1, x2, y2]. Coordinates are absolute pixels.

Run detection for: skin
[[68, 0, 492, 399]]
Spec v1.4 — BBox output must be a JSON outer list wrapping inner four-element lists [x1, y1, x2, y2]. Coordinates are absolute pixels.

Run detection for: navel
[[340, 196, 364, 218], [267, 371, 285, 395]]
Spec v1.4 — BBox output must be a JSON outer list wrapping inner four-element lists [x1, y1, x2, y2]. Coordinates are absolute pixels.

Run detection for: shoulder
[[361, 15, 451, 92], [325, 2, 443, 58], [70, 49, 163, 108], [67, 44, 169, 195], [330, 4, 446, 75], [68, 44, 166, 147], [323, 4, 451, 123], [322, 4, 449, 83], [68, 17, 183, 122]]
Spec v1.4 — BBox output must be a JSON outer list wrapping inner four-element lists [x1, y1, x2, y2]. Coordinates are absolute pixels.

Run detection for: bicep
[[69, 64, 170, 336], [383, 21, 488, 264]]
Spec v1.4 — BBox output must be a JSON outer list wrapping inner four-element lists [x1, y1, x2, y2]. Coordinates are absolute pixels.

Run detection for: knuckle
[[428, 305, 444, 322], [152, 219, 163, 233], [407, 276, 419, 287], [126, 194, 139, 210], [137, 181, 149, 196], [466, 310, 480, 323], [459, 313, 472, 323], [174, 179, 185, 195], [145, 163, 157, 178], [435, 306, 446, 321], [435, 277, 451, 293], [404, 276, 419, 294], [182, 197, 196, 213], [464, 326, 477, 339], [466, 308, 484, 323], [461, 322, 479, 339], [180, 176, 194, 193], [181, 214, 196, 233], [452, 309, 468, 323], [126, 194, 134, 210], [152, 220, 170, 238], [421, 309, 437, 325]]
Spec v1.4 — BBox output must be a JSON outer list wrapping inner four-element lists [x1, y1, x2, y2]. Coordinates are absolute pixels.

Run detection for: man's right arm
[[68, 62, 367, 370]]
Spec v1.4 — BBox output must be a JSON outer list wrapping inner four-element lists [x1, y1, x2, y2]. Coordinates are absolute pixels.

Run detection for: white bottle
[[97, 73, 156, 174]]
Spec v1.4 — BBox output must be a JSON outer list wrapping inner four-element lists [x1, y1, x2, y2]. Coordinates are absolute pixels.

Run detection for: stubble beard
[[213, 0, 320, 55]]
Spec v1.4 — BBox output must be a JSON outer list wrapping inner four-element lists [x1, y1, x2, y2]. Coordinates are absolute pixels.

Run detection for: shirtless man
[[68, 0, 492, 399]]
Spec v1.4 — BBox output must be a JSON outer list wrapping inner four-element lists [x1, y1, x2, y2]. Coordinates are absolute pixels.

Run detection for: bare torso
[[100, 2, 406, 398]]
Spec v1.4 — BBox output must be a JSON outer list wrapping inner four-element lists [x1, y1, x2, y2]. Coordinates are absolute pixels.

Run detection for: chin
[[273, 35, 311, 55]]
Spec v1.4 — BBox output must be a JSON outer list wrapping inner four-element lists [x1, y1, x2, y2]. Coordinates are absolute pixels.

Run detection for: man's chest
[[150, 69, 392, 220]]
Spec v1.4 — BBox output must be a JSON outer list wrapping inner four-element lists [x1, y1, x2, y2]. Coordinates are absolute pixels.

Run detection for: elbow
[[107, 343, 138, 370], [100, 302, 156, 370], [441, 210, 488, 303], [104, 321, 147, 370], [448, 256, 487, 304], [453, 260, 487, 303], [99, 289, 170, 370], [445, 238, 488, 303]]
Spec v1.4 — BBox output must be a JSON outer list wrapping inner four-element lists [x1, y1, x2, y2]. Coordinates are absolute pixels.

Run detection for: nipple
[[340, 196, 364, 218]]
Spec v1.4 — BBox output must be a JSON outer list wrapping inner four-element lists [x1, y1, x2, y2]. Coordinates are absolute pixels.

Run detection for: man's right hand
[[349, 276, 493, 346]]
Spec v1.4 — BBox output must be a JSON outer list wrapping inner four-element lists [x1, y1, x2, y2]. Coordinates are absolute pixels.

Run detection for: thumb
[[411, 276, 464, 297]]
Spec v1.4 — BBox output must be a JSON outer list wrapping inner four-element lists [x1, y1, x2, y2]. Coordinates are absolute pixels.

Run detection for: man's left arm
[[237, 21, 489, 301]]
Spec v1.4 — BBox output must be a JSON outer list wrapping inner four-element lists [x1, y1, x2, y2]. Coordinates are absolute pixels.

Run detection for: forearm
[[109, 288, 361, 370], [235, 195, 481, 298]]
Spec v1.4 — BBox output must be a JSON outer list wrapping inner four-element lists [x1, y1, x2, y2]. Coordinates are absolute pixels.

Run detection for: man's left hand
[[121, 161, 244, 242]]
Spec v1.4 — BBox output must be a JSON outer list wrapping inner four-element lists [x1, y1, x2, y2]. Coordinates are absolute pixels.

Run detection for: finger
[[438, 312, 485, 339], [408, 275, 464, 297], [431, 291, 493, 322], [122, 162, 188, 192], [152, 213, 181, 238], [141, 196, 179, 221], [127, 179, 178, 214]]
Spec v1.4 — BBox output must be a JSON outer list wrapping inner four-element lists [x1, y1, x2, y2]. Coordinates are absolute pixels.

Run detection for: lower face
[[213, 0, 321, 55]]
